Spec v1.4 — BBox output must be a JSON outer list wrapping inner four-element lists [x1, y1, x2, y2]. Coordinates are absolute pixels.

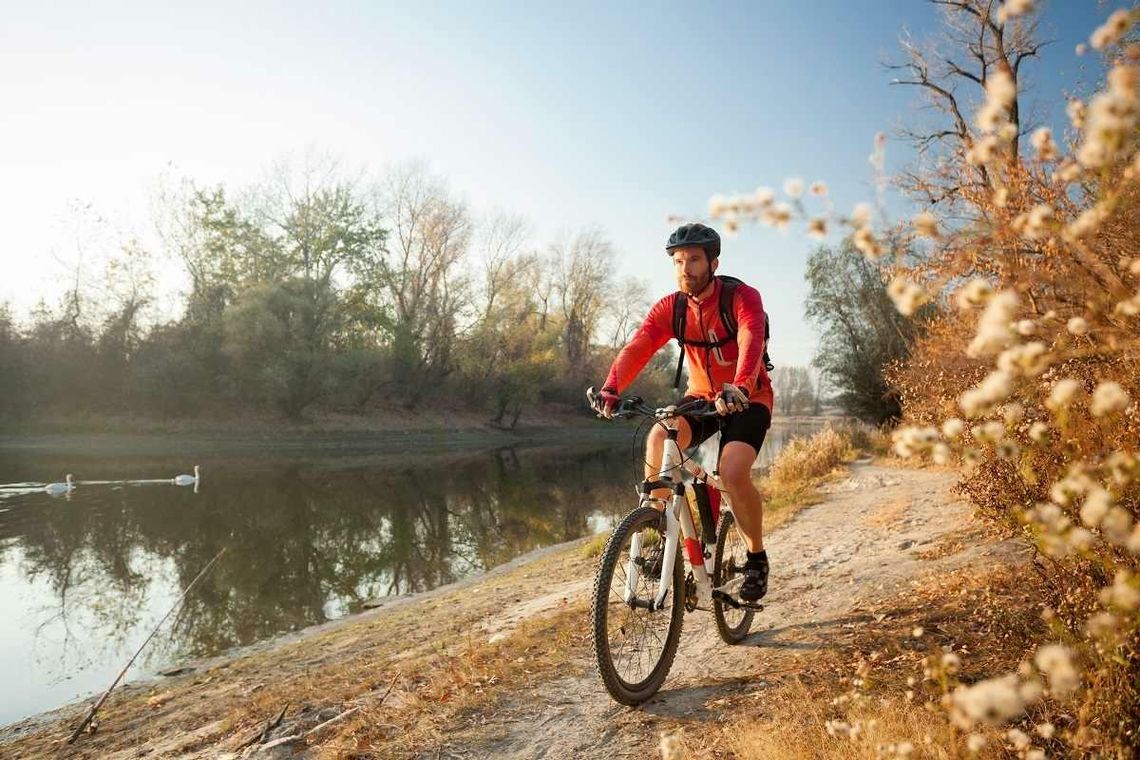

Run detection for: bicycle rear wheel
[[713, 510, 755, 643], [591, 505, 684, 706]]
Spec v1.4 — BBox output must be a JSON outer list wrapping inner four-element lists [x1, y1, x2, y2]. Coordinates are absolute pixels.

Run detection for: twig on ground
[[253, 706, 361, 753]]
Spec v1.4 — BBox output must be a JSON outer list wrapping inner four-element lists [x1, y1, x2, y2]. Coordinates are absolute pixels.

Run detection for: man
[[590, 222, 774, 601]]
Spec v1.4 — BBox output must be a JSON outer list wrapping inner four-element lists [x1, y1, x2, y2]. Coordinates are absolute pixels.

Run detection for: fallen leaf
[[147, 691, 174, 708]]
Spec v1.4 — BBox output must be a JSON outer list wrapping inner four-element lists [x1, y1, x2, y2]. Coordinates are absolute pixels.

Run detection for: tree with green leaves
[[804, 238, 928, 423]]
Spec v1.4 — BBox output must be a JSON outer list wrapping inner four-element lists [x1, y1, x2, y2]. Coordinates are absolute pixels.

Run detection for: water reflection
[[0, 420, 819, 724], [1, 446, 631, 658]]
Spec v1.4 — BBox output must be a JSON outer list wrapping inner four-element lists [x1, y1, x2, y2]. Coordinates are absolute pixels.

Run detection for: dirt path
[[2, 460, 1028, 759], [442, 461, 1028, 759]]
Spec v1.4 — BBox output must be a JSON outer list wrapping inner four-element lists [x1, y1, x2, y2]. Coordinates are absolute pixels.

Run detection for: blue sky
[[0, 1, 1110, 367]]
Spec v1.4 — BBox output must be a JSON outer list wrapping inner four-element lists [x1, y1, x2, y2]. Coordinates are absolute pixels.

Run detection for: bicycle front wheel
[[591, 505, 684, 706], [713, 510, 755, 643]]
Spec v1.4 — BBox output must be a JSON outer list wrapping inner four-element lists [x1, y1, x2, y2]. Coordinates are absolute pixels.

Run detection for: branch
[[943, 58, 982, 84]]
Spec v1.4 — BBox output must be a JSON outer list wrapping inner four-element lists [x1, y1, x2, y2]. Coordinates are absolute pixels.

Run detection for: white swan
[[173, 466, 200, 487], [45, 474, 74, 495]]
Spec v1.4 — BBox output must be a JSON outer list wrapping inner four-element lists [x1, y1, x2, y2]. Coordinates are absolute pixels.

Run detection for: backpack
[[670, 275, 773, 391]]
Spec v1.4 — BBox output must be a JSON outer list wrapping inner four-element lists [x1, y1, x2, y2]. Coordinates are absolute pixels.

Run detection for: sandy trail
[[449, 462, 1028, 759]]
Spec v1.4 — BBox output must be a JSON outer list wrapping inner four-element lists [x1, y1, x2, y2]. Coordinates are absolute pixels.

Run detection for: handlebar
[[585, 387, 721, 420]]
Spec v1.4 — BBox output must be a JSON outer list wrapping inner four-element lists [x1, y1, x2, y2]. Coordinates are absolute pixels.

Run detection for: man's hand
[[588, 386, 621, 419], [714, 383, 750, 416]]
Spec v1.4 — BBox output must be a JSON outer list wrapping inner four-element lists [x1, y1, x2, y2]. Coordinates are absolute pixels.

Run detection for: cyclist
[[590, 222, 773, 602]]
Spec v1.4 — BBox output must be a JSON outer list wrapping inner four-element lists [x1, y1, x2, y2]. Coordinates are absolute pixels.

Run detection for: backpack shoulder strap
[[671, 292, 687, 391], [716, 275, 743, 337], [716, 275, 774, 373]]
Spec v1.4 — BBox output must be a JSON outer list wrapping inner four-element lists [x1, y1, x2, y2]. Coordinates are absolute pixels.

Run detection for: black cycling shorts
[[680, 396, 772, 455]]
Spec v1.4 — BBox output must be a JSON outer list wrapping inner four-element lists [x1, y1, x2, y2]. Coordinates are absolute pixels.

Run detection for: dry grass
[[673, 562, 1051, 760], [581, 532, 608, 559], [766, 426, 854, 487], [723, 685, 954, 760], [757, 423, 876, 531]]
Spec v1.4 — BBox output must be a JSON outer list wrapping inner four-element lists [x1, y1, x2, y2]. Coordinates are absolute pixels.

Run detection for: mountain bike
[[586, 389, 762, 706]]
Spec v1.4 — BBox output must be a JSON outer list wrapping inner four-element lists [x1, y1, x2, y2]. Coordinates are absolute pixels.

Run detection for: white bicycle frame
[[624, 410, 746, 611]]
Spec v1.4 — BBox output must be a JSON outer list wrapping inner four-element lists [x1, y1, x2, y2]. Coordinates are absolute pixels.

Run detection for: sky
[[0, 0, 1110, 368]]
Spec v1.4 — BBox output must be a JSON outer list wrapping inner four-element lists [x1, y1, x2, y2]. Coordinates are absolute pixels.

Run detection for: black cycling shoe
[[739, 554, 769, 602]]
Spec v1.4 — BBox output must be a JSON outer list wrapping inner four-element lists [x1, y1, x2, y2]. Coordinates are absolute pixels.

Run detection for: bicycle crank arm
[[712, 589, 764, 612], [713, 576, 745, 595]]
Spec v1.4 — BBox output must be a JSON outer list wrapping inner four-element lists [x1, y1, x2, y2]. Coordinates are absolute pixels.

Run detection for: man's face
[[672, 246, 717, 295]]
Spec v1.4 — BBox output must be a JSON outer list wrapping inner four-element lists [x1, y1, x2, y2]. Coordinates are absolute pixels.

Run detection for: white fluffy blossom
[[960, 370, 1015, 418], [1076, 63, 1139, 168], [1065, 205, 1108, 240], [997, 342, 1050, 378], [853, 226, 883, 259], [1066, 316, 1090, 335], [1090, 8, 1135, 50], [913, 211, 939, 238], [754, 186, 775, 207], [1046, 378, 1081, 411], [783, 178, 804, 198], [1035, 644, 1080, 696], [967, 291, 1018, 358], [807, 217, 828, 240], [659, 731, 683, 760], [956, 278, 994, 309], [888, 276, 928, 316], [1090, 381, 1130, 416], [1030, 126, 1058, 161], [1102, 507, 1134, 545], [996, 0, 1035, 23], [1080, 487, 1112, 528], [1023, 204, 1054, 240], [951, 674, 1029, 727], [967, 134, 1000, 165], [1101, 571, 1140, 611], [1127, 524, 1140, 554], [1006, 728, 1031, 750], [708, 194, 730, 218]]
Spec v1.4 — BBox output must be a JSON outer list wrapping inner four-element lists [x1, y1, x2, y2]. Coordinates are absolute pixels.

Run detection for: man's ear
[[710, 256, 720, 276]]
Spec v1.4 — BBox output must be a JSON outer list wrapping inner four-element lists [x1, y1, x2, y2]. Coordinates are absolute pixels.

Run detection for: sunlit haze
[[0, 1, 1103, 366]]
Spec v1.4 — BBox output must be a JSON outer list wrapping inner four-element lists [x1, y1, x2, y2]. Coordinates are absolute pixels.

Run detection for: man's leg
[[719, 441, 764, 551], [719, 440, 768, 602], [644, 418, 694, 507]]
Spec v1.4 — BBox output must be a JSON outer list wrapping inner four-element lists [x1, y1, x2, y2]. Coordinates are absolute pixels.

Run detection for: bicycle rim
[[591, 505, 684, 705], [713, 510, 755, 643]]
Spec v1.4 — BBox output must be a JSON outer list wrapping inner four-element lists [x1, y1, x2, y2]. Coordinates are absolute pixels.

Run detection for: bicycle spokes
[[604, 522, 675, 686]]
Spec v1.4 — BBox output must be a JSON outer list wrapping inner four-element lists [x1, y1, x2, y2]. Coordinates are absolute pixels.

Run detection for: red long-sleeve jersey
[[603, 277, 774, 411]]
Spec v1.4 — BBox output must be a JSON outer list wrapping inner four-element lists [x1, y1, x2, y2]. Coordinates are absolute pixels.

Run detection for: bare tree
[[550, 228, 613, 370], [887, 0, 1051, 211], [476, 211, 531, 323], [381, 162, 472, 386], [606, 276, 650, 349]]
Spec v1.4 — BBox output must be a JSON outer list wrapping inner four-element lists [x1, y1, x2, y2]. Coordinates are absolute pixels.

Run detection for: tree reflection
[[0, 443, 633, 670]]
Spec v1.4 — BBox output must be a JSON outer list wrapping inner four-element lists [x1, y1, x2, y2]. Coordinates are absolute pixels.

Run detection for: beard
[[678, 270, 711, 295]]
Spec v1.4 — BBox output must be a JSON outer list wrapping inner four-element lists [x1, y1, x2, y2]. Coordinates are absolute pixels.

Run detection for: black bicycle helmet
[[665, 222, 721, 259]]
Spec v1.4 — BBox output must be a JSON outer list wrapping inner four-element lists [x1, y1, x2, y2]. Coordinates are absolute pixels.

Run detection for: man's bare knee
[[720, 465, 754, 494]]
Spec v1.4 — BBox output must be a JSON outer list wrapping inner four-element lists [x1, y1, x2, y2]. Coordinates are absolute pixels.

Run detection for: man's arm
[[731, 284, 768, 396], [603, 295, 674, 393]]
